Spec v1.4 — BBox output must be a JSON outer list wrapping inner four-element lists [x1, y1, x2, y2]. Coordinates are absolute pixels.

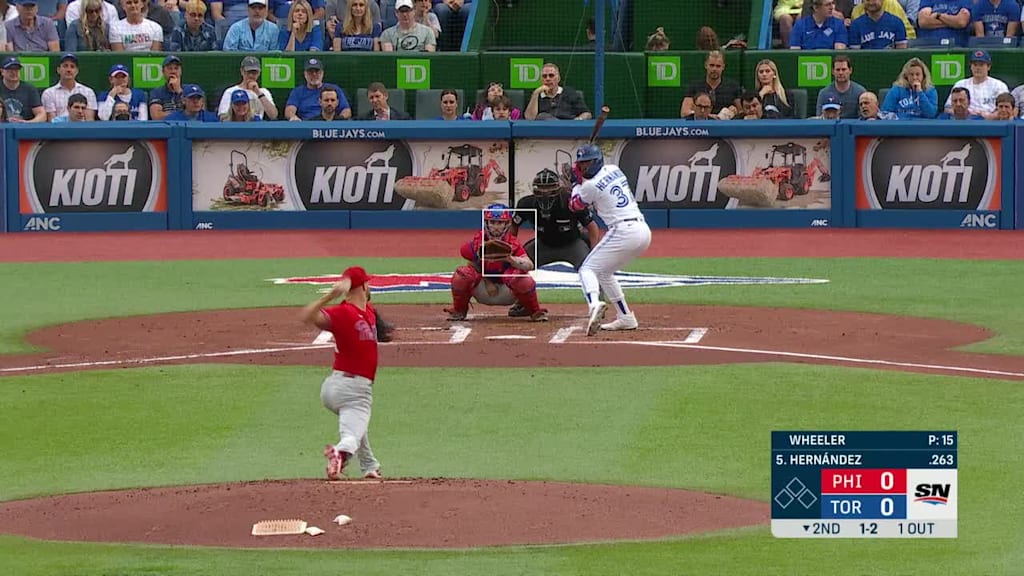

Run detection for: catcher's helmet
[[483, 203, 512, 221], [532, 168, 563, 195], [574, 144, 604, 179]]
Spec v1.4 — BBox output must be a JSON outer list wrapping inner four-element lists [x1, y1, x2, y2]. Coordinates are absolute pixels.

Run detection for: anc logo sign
[[270, 263, 828, 292]]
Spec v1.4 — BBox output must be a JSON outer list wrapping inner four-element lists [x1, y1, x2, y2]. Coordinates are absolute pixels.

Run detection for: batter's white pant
[[579, 219, 652, 310], [321, 370, 380, 474]]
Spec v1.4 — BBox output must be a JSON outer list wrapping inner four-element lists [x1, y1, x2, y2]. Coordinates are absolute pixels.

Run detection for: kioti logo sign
[[618, 139, 737, 208], [20, 140, 166, 214], [856, 137, 1000, 210], [287, 140, 413, 210]]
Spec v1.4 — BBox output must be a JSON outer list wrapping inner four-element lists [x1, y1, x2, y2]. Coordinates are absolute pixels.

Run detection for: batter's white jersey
[[571, 164, 643, 227]]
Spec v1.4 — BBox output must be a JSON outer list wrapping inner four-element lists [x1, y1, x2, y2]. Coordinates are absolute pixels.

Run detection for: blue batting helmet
[[483, 203, 511, 221], [574, 143, 604, 178]]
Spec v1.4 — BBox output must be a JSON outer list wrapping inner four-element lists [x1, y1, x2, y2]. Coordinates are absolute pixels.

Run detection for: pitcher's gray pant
[[321, 370, 380, 475]]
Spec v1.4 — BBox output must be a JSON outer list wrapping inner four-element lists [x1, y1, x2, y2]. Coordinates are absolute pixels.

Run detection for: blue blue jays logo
[[271, 263, 828, 292]]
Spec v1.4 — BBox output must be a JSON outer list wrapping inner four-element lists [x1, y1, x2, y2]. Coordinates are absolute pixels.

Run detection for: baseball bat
[[589, 106, 611, 144]]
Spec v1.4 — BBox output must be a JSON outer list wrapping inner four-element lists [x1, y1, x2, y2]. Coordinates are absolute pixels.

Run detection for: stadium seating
[[415, 88, 466, 120], [356, 88, 408, 118]]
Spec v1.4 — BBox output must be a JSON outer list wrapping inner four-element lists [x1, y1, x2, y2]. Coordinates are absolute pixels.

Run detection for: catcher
[[444, 203, 549, 322]]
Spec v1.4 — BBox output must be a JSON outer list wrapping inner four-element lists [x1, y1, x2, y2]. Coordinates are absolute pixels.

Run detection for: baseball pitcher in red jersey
[[301, 266, 383, 480], [444, 203, 549, 322]]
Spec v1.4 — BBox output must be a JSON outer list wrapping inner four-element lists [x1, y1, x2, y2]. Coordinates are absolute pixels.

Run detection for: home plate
[[486, 335, 536, 340]]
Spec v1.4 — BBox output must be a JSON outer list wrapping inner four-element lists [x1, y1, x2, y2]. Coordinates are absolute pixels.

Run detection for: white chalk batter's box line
[[313, 327, 710, 345]]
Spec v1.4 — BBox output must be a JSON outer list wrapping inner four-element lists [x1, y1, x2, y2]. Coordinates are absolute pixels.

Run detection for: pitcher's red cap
[[342, 266, 371, 289]]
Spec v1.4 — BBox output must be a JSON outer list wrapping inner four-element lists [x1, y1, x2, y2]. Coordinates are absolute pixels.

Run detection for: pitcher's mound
[[0, 478, 768, 548]]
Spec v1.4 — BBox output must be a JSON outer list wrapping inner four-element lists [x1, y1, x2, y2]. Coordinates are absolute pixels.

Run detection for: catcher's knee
[[452, 265, 481, 293], [508, 275, 536, 295]]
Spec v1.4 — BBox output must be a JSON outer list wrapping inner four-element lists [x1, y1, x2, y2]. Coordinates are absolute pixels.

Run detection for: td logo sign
[[647, 56, 680, 88], [509, 58, 543, 89], [262, 57, 294, 88], [396, 59, 430, 90], [798, 56, 832, 87], [18, 56, 50, 88], [132, 57, 166, 89], [931, 54, 964, 86]]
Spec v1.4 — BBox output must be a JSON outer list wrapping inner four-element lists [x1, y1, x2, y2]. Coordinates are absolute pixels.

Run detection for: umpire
[[508, 168, 600, 317]]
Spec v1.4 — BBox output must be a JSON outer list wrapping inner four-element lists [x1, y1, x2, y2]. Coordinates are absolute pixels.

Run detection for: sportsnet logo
[[913, 483, 950, 506], [270, 263, 829, 292]]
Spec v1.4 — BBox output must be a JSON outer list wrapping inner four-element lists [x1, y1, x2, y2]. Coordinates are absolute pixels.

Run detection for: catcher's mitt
[[482, 238, 514, 261]]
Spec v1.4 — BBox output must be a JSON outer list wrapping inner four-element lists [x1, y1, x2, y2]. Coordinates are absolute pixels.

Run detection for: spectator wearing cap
[[65, 0, 118, 31], [165, 84, 220, 122], [0, 57, 46, 122], [789, 0, 848, 50], [471, 81, 522, 120], [218, 55, 277, 120], [938, 86, 984, 119], [881, 57, 938, 119], [221, 89, 261, 121], [314, 85, 346, 120], [169, 0, 219, 50], [6, 0, 60, 52], [51, 92, 91, 122], [279, 0, 322, 50], [815, 55, 865, 119], [64, 0, 113, 51], [917, 0, 971, 47], [111, 0, 163, 50], [944, 50, 1007, 118], [432, 0, 468, 52], [224, 0, 279, 50], [330, 0, 382, 51], [148, 54, 184, 120], [359, 81, 411, 120], [811, 97, 842, 120], [97, 63, 147, 120], [41, 53, 97, 121], [849, 0, 908, 49], [381, 0, 435, 52], [679, 51, 741, 119], [285, 57, 350, 120], [972, 0, 1020, 38]]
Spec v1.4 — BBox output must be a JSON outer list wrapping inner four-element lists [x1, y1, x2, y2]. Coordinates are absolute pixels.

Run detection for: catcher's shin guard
[[508, 275, 543, 315], [450, 265, 480, 313]]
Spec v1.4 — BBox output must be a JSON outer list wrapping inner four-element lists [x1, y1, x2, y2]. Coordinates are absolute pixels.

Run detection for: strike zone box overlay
[[771, 431, 958, 538]]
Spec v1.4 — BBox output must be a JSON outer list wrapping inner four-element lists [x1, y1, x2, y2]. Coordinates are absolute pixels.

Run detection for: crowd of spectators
[[0, 0, 472, 53], [675, 48, 1024, 121], [0, 53, 593, 123], [774, 0, 1024, 50]]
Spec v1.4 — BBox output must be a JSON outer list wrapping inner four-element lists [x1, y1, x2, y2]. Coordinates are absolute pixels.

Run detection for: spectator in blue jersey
[[279, 0, 323, 50], [849, 0, 908, 48], [285, 57, 351, 120], [223, 0, 279, 50], [881, 57, 938, 119], [815, 55, 865, 119], [972, 0, 1020, 38], [789, 0, 848, 49], [917, 0, 971, 46], [165, 84, 220, 122], [331, 0, 381, 50], [937, 87, 983, 119], [271, 0, 325, 23], [97, 64, 147, 120]]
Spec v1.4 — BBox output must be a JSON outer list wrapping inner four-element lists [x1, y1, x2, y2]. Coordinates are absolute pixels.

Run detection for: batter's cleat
[[324, 445, 348, 480], [364, 469, 382, 480], [507, 303, 529, 317], [601, 313, 638, 331], [586, 302, 608, 336], [444, 307, 468, 321], [529, 310, 549, 322]]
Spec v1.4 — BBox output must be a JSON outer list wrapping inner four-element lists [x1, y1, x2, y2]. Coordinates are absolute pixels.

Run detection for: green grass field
[[1, 256, 1022, 575]]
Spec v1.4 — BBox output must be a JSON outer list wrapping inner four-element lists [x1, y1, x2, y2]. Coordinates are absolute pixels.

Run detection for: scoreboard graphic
[[771, 431, 957, 538]]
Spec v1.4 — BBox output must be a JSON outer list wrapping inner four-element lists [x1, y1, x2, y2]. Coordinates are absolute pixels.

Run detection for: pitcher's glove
[[377, 318, 395, 342], [482, 239, 514, 261]]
